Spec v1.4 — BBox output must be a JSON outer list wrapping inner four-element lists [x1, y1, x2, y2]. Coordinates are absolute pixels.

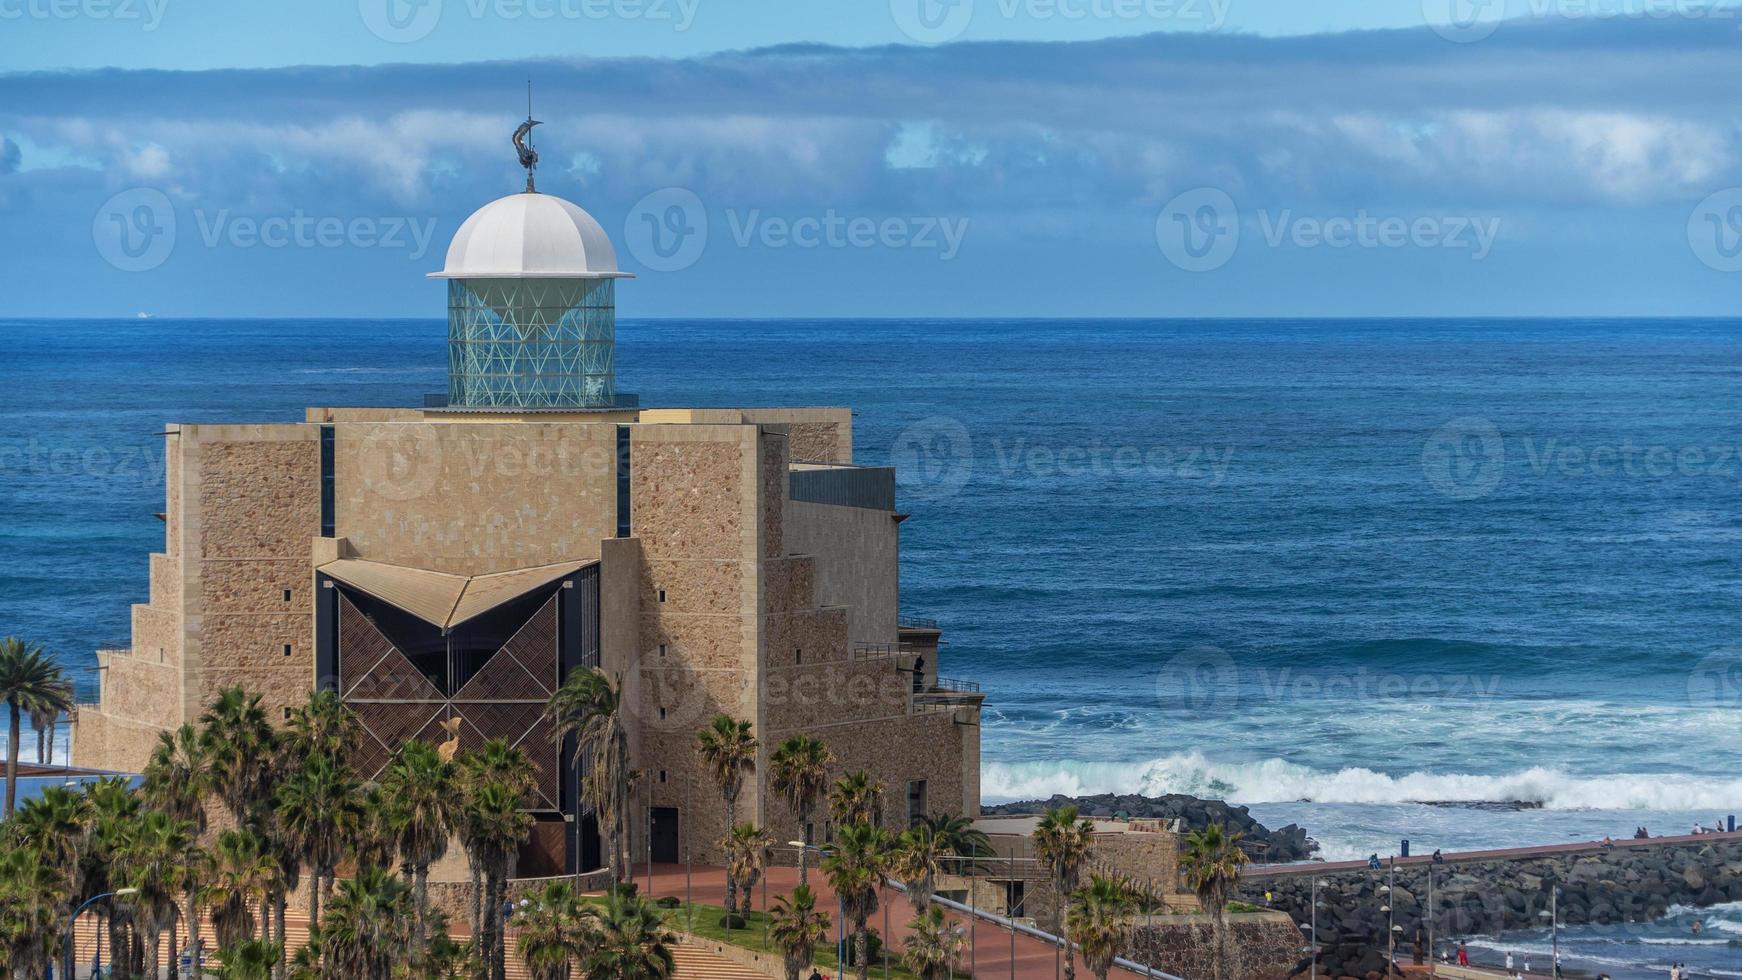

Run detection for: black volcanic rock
[[982, 792, 1321, 862]]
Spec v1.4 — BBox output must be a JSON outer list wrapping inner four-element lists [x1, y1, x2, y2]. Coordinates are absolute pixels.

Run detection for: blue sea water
[[6, 318, 1742, 959]]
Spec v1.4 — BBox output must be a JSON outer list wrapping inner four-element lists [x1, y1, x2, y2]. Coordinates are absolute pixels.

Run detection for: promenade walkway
[[1245, 829, 1742, 878]]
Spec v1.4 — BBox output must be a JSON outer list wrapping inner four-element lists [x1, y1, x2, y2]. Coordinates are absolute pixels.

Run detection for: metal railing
[[899, 616, 941, 630], [852, 640, 919, 659], [931, 676, 981, 694]]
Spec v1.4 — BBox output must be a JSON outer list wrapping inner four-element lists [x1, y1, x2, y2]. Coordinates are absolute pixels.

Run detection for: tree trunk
[[169, 912, 180, 980], [308, 873, 322, 934], [414, 865, 429, 952], [797, 803, 811, 888], [4, 701, 20, 818], [855, 926, 869, 980], [723, 796, 738, 914], [107, 908, 126, 980], [273, 892, 287, 980], [185, 886, 202, 977], [469, 858, 483, 953]]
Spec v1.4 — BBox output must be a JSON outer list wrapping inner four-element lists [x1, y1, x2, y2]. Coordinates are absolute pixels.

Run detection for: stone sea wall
[[1242, 836, 1742, 979]]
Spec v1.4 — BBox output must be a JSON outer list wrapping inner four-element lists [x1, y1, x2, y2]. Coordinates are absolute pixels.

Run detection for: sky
[[4, 0, 1742, 317]]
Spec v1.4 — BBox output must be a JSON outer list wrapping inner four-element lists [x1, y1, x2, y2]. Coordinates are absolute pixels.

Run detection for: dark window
[[658, 590, 667, 603], [616, 425, 631, 537], [282, 644, 292, 657], [658, 770, 668, 784], [658, 644, 667, 658], [906, 780, 928, 828], [283, 588, 293, 602], [795, 648, 803, 664], [658, 707, 667, 720], [319, 425, 335, 537]]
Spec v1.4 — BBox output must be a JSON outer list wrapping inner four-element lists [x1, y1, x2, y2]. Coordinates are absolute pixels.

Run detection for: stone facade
[[72, 403, 982, 876]]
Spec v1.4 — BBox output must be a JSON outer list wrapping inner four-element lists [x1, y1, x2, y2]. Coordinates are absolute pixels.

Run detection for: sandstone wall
[[332, 421, 616, 576], [1126, 912, 1306, 980]]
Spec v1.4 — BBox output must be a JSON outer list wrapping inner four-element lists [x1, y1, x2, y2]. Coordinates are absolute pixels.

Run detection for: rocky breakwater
[[1242, 834, 1742, 979], [983, 793, 1319, 862]]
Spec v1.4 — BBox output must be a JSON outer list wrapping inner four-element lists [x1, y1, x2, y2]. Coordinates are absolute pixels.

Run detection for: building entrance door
[[651, 807, 680, 864]]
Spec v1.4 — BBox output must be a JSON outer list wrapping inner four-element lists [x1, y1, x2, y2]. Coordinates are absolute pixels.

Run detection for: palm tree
[[892, 812, 992, 913], [281, 689, 361, 762], [119, 809, 197, 980], [578, 893, 677, 980], [199, 687, 279, 826], [545, 669, 632, 884], [207, 939, 283, 980], [81, 775, 142, 975], [381, 738, 453, 948], [203, 828, 282, 948], [1067, 875, 1139, 980], [458, 743, 536, 980], [0, 843, 68, 979], [319, 866, 416, 980], [828, 771, 884, 829], [696, 715, 757, 913], [821, 822, 892, 980], [769, 883, 832, 980], [274, 749, 361, 933], [1181, 824, 1249, 980], [144, 722, 213, 976], [513, 880, 591, 980], [902, 905, 967, 980], [456, 739, 538, 952], [29, 698, 60, 767], [1033, 805, 1097, 980], [769, 735, 832, 886], [0, 636, 74, 818], [724, 822, 773, 916]]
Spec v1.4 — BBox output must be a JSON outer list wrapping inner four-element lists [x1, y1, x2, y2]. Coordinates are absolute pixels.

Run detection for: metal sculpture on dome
[[513, 82, 541, 193], [431, 95, 633, 411]]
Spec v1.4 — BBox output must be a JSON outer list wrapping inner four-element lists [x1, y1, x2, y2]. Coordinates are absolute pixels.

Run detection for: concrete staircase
[[671, 942, 780, 980]]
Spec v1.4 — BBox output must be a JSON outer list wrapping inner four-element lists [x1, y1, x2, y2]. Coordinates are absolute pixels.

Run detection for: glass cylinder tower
[[431, 191, 633, 409]]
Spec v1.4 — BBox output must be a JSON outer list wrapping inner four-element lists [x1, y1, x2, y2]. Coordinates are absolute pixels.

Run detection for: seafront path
[[63, 861, 1153, 979], [1243, 829, 1742, 879]]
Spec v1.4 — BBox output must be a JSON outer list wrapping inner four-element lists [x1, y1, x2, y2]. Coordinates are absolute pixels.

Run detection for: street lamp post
[[791, 841, 845, 970], [65, 888, 138, 980], [1310, 877, 1321, 980], [1538, 888, 1560, 978]]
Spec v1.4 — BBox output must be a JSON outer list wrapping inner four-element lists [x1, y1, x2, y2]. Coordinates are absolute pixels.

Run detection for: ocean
[[6, 317, 1741, 977]]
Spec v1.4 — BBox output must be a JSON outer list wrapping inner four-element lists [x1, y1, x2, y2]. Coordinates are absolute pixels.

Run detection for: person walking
[[1506, 951, 1515, 973], [1457, 942, 1470, 967]]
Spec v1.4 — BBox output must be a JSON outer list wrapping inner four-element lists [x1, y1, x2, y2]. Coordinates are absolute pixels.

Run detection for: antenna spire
[[512, 80, 542, 193]]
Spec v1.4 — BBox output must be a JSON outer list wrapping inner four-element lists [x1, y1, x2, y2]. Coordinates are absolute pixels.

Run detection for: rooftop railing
[[930, 676, 981, 694]]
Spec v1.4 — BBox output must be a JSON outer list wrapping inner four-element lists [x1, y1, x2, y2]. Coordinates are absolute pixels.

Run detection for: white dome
[[430, 192, 632, 279]]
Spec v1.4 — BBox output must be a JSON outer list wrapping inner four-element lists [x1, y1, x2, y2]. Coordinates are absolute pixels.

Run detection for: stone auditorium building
[[71, 155, 984, 876]]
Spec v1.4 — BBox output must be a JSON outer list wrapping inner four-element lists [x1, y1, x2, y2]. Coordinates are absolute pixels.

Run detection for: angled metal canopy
[[318, 557, 592, 631]]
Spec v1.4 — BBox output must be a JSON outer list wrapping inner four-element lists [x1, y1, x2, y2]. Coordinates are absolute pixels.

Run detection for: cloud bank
[[4, 18, 1741, 317]]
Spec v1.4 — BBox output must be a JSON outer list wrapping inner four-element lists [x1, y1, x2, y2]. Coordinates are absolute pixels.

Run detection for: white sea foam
[[982, 751, 1742, 811]]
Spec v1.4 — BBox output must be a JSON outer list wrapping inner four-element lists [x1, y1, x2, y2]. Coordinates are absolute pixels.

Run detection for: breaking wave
[[982, 752, 1742, 811]]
